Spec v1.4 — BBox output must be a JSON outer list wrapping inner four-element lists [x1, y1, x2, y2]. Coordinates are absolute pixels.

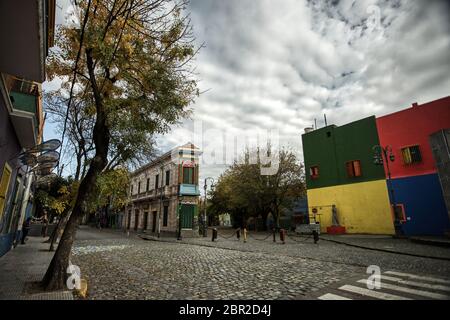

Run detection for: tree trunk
[[49, 210, 71, 251], [44, 221, 58, 244], [41, 48, 110, 291]]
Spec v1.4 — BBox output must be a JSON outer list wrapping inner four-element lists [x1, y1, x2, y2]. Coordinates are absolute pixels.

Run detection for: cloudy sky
[[46, 0, 450, 183]]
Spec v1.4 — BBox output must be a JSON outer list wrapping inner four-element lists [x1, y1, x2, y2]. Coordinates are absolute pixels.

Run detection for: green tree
[[209, 148, 306, 230], [42, 0, 200, 290]]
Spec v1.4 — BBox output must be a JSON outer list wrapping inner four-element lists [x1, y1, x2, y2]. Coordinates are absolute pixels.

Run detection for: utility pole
[[158, 163, 163, 238]]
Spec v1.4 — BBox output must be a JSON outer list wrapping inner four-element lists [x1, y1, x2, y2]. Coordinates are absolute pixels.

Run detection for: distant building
[[0, 1, 56, 256], [302, 96, 450, 236], [126, 143, 202, 237]]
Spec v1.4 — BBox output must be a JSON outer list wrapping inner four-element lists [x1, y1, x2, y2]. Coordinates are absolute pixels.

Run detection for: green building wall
[[302, 116, 386, 190]]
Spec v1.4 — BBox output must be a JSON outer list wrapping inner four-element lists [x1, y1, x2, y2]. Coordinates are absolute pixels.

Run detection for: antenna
[[314, 118, 317, 130], [324, 114, 328, 126]]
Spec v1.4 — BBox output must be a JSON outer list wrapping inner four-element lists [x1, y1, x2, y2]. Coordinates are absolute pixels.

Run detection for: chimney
[[412, 102, 419, 108]]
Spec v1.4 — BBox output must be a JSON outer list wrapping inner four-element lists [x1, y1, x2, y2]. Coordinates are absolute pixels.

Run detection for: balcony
[[179, 184, 200, 196], [5, 76, 41, 148]]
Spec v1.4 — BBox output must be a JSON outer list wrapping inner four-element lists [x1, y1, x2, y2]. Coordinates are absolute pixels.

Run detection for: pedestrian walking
[[41, 211, 49, 237]]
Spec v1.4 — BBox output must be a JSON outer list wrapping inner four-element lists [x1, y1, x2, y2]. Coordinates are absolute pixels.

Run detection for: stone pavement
[[71, 226, 450, 300], [0, 236, 73, 300], [72, 230, 362, 300]]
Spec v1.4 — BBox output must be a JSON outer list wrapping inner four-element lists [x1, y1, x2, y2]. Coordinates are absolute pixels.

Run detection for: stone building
[[126, 143, 201, 237]]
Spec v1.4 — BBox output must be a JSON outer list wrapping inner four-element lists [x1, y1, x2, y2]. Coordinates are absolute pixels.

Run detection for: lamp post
[[178, 195, 183, 240], [373, 145, 400, 232], [203, 177, 215, 237], [157, 164, 164, 238]]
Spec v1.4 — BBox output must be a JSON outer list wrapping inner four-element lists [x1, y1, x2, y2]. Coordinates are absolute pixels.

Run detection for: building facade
[[126, 143, 201, 237], [0, 0, 55, 256], [302, 96, 450, 236], [303, 116, 395, 234], [376, 97, 450, 236], [430, 129, 450, 231]]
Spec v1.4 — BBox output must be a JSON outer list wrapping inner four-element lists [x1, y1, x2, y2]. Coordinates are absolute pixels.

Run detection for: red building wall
[[376, 96, 450, 179]]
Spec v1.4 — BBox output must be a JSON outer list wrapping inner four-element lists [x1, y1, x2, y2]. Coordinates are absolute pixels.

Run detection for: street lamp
[[373, 145, 400, 233], [178, 195, 183, 240], [203, 177, 215, 237], [158, 164, 164, 239]]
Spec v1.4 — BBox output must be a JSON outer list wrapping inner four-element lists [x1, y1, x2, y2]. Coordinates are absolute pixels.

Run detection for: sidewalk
[[0, 236, 73, 300]]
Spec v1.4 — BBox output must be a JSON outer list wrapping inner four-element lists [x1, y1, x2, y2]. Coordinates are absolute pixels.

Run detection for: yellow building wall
[[307, 179, 395, 235]]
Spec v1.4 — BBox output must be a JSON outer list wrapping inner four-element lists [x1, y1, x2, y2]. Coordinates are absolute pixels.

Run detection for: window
[[163, 205, 169, 227], [131, 184, 133, 195], [392, 204, 406, 222], [401, 145, 422, 164], [146, 178, 150, 191], [0, 163, 12, 220], [183, 167, 194, 184], [155, 174, 159, 189], [346, 160, 362, 178], [165, 170, 170, 186], [310, 166, 319, 179], [138, 181, 141, 194]]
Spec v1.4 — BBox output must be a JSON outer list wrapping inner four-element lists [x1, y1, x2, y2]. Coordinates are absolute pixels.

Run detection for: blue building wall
[[390, 173, 450, 236], [0, 233, 14, 257]]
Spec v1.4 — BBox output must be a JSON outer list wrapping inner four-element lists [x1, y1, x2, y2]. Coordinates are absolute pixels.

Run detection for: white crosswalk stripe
[[384, 271, 450, 285], [338, 285, 411, 300], [318, 293, 352, 300], [317, 271, 450, 300], [380, 275, 450, 292], [356, 279, 450, 300]]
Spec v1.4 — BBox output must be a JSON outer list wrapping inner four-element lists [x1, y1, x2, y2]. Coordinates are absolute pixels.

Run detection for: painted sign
[[182, 160, 195, 168]]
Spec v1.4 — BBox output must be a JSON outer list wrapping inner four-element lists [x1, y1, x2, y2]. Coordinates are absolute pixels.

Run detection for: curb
[[319, 237, 450, 261], [409, 237, 450, 248]]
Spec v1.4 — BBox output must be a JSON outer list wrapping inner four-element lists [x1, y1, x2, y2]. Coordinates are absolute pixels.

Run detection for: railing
[[179, 184, 200, 196]]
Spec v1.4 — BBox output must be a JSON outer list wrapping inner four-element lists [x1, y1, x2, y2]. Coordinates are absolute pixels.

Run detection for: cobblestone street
[[71, 227, 450, 300]]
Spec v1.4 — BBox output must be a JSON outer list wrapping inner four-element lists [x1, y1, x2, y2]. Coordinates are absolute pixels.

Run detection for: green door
[[180, 205, 195, 229]]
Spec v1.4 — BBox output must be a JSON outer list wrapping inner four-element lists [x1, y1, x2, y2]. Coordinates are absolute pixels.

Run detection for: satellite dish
[[35, 173, 59, 185], [24, 139, 61, 154], [32, 161, 59, 173], [37, 150, 60, 164], [18, 153, 37, 166]]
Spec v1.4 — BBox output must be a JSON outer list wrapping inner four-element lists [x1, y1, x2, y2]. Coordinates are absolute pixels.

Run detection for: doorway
[[134, 210, 139, 231], [143, 211, 149, 230], [152, 211, 157, 233], [180, 204, 195, 229]]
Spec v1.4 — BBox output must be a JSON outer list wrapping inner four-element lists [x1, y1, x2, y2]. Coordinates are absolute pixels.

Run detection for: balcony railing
[[130, 186, 178, 201], [7, 75, 40, 135], [179, 184, 200, 196]]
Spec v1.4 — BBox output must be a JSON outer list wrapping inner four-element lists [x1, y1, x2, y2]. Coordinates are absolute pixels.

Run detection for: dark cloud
[[46, 0, 450, 181]]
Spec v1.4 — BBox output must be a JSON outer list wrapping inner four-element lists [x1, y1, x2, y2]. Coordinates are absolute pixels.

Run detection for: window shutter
[[194, 164, 199, 185], [178, 164, 182, 184], [402, 148, 412, 164], [346, 162, 354, 177], [353, 161, 361, 177]]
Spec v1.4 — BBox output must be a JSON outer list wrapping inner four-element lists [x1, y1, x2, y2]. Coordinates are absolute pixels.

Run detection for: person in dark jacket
[[21, 217, 32, 244]]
